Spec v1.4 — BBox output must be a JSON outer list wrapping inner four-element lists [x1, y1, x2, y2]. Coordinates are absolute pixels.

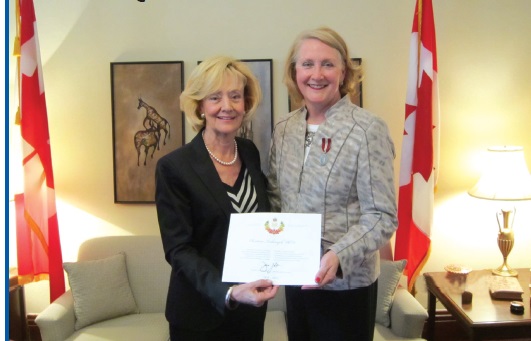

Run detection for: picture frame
[[288, 57, 363, 112], [241, 59, 274, 173], [111, 61, 184, 203], [198, 59, 273, 172]]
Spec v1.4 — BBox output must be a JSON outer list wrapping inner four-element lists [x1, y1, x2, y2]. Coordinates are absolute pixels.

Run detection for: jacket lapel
[[187, 132, 233, 219], [188, 131, 270, 216], [238, 138, 270, 212], [307, 97, 356, 170]]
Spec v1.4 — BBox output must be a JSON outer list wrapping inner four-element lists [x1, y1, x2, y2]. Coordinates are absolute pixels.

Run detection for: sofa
[[35, 235, 427, 341]]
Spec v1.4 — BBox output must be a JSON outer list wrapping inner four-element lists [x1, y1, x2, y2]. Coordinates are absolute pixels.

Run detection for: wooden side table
[[424, 268, 531, 341], [9, 269, 28, 341]]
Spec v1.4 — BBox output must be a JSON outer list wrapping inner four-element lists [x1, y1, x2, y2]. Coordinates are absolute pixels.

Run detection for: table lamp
[[468, 146, 531, 277]]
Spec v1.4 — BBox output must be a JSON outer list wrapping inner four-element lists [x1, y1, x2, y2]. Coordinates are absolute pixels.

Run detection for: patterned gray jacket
[[267, 96, 398, 290]]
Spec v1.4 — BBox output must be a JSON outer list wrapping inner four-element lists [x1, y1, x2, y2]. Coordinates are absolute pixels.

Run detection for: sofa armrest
[[35, 290, 76, 341], [389, 288, 428, 338]]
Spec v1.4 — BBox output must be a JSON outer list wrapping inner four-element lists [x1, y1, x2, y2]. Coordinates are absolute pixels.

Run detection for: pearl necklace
[[202, 131, 238, 166]]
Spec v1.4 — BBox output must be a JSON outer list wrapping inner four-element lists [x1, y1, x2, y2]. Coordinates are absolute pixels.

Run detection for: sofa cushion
[[374, 322, 426, 341], [376, 259, 407, 327], [64, 252, 139, 330], [76, 235, 169, 313], [64, 313, 169, 341], [264, 311, 288, 341]]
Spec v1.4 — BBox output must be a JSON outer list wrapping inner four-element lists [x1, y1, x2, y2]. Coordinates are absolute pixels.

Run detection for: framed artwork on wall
[[198, 59, 273, 172], [111, 61, 184, 203], [241, 59, 274, 173], [288, 57, 363, 112]]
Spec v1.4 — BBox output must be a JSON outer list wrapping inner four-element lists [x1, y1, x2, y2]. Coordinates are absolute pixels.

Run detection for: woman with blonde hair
[[156, 55, 278, 341], [268, 27, 398, 341]]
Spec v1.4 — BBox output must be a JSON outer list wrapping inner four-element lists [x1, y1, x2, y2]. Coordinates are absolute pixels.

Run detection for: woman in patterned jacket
[[268, 27, 398, 341]]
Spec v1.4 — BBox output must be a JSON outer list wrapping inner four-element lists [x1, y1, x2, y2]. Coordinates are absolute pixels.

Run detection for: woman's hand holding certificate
[[229, 280, 279, 307]]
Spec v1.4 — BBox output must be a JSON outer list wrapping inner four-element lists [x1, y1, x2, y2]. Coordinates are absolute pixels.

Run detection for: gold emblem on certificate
[[265, 218, 285, 235]]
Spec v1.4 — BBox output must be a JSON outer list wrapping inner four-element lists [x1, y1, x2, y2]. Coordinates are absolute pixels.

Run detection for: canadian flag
[[15, 0, 65, 302], [395, 0, 440, 292]]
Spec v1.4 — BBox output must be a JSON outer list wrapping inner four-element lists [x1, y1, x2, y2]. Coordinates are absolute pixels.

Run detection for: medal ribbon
[[321, 138, 331, 154]]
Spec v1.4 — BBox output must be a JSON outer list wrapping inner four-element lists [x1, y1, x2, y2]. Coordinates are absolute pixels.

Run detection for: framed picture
[[198, 59, 273, 172], [288, 57, 363, 112], [241, 59, 273, 173], [111, 61, 184, 203]]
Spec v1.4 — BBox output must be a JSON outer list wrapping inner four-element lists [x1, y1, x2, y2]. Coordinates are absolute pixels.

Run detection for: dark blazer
[[155, 131, 271, 330]]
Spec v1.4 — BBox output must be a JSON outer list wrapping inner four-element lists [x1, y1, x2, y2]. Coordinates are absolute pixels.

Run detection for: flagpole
[[417, 0, 422, 86], [14, 0, 21, 125]]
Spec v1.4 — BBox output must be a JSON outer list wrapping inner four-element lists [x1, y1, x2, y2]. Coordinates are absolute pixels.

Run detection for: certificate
[[222, 213, 321, 285]]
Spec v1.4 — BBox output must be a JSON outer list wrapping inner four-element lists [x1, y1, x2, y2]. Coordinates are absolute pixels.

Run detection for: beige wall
[[8, 0, 531, 313]]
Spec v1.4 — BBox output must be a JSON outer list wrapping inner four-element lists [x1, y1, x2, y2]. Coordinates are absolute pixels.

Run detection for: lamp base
[[493, 222, 517, 277], [492, 264, 518, 277]]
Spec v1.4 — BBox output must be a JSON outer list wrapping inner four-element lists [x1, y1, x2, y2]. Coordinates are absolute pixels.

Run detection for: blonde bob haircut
[[283, 27, 363, 106], [180, 56, 262, 132]]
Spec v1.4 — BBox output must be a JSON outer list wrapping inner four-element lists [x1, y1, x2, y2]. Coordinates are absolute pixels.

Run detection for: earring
[[201, 113, 205, 119]]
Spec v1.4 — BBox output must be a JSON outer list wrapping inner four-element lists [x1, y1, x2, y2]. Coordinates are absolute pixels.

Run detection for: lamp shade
[[468, 146, 531, 200]]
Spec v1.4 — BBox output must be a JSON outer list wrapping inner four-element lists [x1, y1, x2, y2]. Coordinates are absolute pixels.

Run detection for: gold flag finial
[[14, 0, 21, 57], [13, 36, 21, 57], [15, 107, 21, 126]]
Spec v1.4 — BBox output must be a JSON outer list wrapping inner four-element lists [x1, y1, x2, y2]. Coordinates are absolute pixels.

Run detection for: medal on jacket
[[320, 138, 331, 166]]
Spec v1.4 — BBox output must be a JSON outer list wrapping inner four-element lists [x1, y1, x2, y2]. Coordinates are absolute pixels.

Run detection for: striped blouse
[[224, 166, 258, 213]]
